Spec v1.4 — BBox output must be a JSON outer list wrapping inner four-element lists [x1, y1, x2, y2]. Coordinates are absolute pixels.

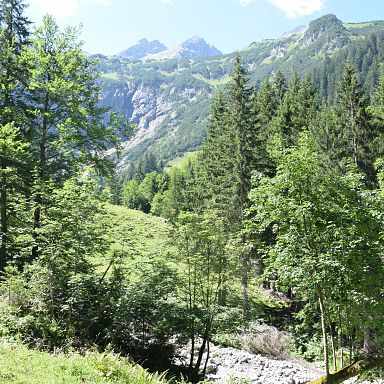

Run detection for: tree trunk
[[194, 319, 211, 373], [307, 356, 384, 384], [0, 159, 7, 273], [338, 309, 344, 368], [202, 338, 210, 377], [318, 286, 330, 377], [241, 251, 248, 318], [329, 323, 337, 371]]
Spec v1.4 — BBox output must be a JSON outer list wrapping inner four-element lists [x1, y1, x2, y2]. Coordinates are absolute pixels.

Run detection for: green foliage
[[23, 15, 124, 179], [172, 212, 234, 373], [249, 132, 384, 369], [0, 342, 170, 383], [0, 172, 110, 348], [122, 179, 149, 212]]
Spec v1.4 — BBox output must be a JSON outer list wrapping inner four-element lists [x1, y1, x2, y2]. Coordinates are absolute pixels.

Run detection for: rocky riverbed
[[174, 342, 384, 384]]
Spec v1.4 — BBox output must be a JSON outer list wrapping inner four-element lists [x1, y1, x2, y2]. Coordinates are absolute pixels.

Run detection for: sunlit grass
[[0, 342, 169, 384]]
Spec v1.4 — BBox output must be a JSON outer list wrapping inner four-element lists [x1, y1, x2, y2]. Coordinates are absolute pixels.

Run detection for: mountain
[[144, 36, 222, 60], [281, 25, 307, 38], [96, 15, 384, 175], [118, 38, 167, 60]]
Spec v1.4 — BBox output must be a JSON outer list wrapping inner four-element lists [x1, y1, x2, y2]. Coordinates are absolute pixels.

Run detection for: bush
[[237, 321, 291, 359]]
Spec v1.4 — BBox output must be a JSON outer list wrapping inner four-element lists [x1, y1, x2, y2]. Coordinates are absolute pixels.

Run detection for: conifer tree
[[0, 0, 30, 271], [199, 90, 234, 214], [273, 72, 316, 147], [333, 63, 375, 183], [271, 69, 287, 104], [199, 55, 257, 315], [250, 76, 279, 176]]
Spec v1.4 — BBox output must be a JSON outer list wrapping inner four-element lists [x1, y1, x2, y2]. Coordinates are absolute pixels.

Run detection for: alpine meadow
[[0, 1, 384, 383]]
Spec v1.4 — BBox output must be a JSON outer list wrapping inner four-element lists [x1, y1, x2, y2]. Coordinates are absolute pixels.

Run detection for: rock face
[[300, 14, 351, 52], [144, 36, 222, 60], [118, 38, 167, 60]]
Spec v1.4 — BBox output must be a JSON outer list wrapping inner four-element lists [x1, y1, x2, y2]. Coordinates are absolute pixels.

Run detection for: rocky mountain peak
[[307, 14, 345, 35], [144, 36, 222, 60], [301, 13, 350, 52], [118, 39, 167, 60]]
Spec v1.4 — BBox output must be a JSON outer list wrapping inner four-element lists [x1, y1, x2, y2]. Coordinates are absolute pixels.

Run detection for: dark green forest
[[0, 1, 383, 384]]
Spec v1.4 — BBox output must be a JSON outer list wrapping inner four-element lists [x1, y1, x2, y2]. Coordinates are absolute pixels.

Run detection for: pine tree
[[0, 0, 30, 272], [250, 76, 279, 176], [199, 55, 256, 315], [333, 63, 375, 183], [271, 69, 287, 104], [199, 90, 234, 214], [273, 72, 316, 147]]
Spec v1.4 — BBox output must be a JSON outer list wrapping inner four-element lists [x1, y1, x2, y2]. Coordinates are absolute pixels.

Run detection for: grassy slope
[[0, 204, 285, 382], [103, 204, 286, 321], [0, 342, 167, 384], [94, 204, 172, 275], [0, 208, 180, 384]]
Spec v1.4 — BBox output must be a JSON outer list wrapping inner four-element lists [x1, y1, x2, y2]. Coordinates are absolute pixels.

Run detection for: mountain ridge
[[96, 14, 384, 176]]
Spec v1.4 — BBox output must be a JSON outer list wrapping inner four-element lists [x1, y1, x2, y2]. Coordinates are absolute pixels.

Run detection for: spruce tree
[[0, 0, 30, 272], [251, 76, 279, 176], [333, 63, 375, 183], [273, 72, 316, 147], [200, 55, 256, 315]]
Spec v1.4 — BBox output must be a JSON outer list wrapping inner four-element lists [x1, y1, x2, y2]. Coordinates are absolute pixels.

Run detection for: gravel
[[173, 342, 384, 384]]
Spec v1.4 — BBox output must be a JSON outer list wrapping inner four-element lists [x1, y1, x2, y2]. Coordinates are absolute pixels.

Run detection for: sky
[[25, 0, 384, 56]]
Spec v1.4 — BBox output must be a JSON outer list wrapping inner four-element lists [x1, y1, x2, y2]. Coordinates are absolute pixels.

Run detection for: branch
[[307, 356, 384, 384]]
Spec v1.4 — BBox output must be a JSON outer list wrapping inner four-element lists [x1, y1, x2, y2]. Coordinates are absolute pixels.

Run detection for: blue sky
[[25, 0, 384, 55]]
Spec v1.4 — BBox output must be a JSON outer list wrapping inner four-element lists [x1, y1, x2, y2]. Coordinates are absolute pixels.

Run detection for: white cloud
[[236, 0, 324, 17], [267, 0, 325, 18], [238, 0, 253, 5], [28, 0, 112, 18], [160, 0, 173, 4]]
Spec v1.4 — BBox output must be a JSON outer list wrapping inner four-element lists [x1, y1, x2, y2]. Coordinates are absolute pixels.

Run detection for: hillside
[[97, 204, 171, 273], [96, 14, 384, 175]]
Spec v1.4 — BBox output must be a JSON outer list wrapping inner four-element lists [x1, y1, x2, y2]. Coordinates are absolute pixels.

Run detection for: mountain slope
[[96, 14, 384, 175]]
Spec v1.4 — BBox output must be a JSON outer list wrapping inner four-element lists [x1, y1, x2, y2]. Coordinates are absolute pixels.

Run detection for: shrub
[[237, 321, 290, 359]]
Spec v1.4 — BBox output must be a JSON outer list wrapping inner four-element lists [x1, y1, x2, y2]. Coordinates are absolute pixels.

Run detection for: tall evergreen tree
[[333, 63, 375, 183], [199, 55, 258, 315], [0, 0, 30, 272], [273, 72, 316, 147]]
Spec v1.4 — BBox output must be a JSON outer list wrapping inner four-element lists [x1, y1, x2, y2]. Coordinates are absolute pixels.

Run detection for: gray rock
[[174, 341, 384, 384], [118, 38, 167, 60], [144, 36, 222, 61]]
